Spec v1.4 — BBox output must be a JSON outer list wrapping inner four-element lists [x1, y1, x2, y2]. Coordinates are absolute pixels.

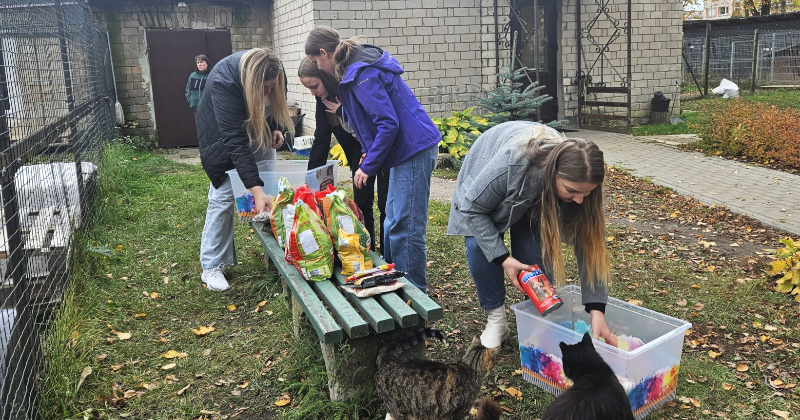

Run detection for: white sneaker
[[202, 268, 230, 291], [480, 305, 510, 349]]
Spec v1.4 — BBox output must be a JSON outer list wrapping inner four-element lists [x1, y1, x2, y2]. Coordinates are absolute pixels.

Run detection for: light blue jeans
[[200, 178, 238, 269], [383, 144, 438, 292]]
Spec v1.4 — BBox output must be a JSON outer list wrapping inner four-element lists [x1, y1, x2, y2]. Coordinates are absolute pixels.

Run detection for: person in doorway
[[304, 26, 440, 292], [298, 57, 389, 254], [186, 54, 210, 112], [195, 48, 293, 291], [447, 121, 617, 349]]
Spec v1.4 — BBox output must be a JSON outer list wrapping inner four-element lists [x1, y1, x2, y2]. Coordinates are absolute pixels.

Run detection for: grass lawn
[[631, 88, 800, 137], [42, 144, 800, 419]]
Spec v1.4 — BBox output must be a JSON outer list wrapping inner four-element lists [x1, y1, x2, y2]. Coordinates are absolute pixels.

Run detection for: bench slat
[[251, 223, 343, 345], [369, 253, 444, 322], [331, 266, 395, 333], [310, 279, 370, 339], [332, 268, 418, 329]]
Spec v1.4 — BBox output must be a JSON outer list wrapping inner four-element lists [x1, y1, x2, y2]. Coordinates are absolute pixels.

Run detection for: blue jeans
[[465, 217, 551, 310], [200, 178, 238, 269], [383, 144, 437, 292]]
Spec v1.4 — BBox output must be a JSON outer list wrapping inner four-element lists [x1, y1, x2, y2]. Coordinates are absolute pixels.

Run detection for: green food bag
[[270, 177, 294, 249], [326, 192, 373, 276], [288, 200, 334, 281]]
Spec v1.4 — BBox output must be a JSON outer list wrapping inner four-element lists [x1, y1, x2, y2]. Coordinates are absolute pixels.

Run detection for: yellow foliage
[[766, 238, 800, 299]]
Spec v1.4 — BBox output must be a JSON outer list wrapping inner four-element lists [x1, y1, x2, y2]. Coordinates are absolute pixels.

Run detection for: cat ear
[[559, 341, 567, 353], [582, 332, 592, 344]]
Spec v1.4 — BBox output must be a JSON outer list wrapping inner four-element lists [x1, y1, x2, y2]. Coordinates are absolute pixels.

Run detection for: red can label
[[518, 265, 563, 317]]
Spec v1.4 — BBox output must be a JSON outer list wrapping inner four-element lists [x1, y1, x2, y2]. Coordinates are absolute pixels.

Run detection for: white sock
[[480, 305, 509, 348]]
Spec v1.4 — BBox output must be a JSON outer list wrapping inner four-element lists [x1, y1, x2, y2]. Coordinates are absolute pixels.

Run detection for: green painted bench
[[251, 221, 443, 401]]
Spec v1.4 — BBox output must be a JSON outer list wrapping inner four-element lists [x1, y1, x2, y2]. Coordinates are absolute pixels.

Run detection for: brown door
[[512, 0, 559, 123], [146, 30, 232, 147]]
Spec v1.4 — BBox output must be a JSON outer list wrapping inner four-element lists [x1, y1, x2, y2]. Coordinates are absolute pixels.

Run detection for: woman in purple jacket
[[305, 26, 440, 292]]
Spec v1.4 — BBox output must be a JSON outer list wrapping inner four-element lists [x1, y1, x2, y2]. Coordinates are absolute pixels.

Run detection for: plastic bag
[[712, 78, 739, 98], [288, 200, 334, 281], [270, 177, 295, 248], [340, 280, 405, 298], [326, 192, 373, 276]]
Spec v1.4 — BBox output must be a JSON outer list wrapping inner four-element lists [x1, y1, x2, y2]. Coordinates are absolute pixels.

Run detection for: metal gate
[[146, 30, 231, 148], [575, 0, 632, 134]]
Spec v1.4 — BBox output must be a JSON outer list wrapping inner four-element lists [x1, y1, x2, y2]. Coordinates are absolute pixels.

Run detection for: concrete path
[[159, 133, 800, 236], [573, 130, 800, 236]]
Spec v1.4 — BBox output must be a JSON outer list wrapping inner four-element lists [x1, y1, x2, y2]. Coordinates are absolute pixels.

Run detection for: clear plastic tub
[[227, 160, 339, 222], [512, 285, 691, 419]]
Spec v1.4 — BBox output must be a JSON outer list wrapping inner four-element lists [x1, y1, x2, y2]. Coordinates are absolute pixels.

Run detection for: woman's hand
[[322, 97, 340, 114], [589, 310, 618, 347], [353, 168, 369, 190], [251, 186, 273, 214], [501, 256, 530, 294], [271, 130, 284, 149]]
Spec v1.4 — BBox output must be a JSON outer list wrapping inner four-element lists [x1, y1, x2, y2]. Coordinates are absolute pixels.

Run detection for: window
[[707, 8, 717, 17], [719, 6, 729, 15]]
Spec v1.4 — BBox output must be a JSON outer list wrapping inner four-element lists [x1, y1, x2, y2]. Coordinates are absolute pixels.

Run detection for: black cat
[[542, 333, 635, 420]]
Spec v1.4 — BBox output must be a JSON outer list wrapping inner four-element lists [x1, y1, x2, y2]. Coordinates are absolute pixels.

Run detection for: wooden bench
[[251, 221, 443, 402]]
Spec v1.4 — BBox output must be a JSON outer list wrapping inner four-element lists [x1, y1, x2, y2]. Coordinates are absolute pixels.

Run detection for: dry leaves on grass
[[227, 304, 236, 311], [772, 409, 790, 419], [192, 326, 215, 336], [253, 301, 267, 312], [161, 350, 188, 359], [504, 387, 523, 402], [275, 393, 291, 406], [161, 363, 176, 370], [107, 324, 131, 342]]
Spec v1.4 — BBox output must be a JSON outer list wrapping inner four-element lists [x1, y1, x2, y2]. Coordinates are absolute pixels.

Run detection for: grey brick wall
[[93, 0, 272, 139], [273, 0, 316, 136]]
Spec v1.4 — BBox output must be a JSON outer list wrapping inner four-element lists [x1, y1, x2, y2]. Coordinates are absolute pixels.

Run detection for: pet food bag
[[288, 200, 334, 281], [326, 192, 373, 276], [270, 177, 295, 248], [294, 185, 322, 217]]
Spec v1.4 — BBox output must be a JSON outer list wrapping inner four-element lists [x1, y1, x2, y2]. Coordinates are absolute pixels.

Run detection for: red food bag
[[294, 185, 321, 217]]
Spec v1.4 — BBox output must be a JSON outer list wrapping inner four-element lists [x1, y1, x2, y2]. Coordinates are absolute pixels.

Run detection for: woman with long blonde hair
[[447, 121, 616, 349], [195, 47, 293, 291], [304, 26, 441, 292]]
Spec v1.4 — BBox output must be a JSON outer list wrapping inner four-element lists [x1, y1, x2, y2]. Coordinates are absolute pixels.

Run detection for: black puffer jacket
[[196, 51, 283, 189]]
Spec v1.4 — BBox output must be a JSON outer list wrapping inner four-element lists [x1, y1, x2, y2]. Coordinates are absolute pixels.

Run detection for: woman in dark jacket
[[298, 58, 389, 253], [195, 48, 293, 291], [186, 54, 210, 111], [305, 27, 441, 292]]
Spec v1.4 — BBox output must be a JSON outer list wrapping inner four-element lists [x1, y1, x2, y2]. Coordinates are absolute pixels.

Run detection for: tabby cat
[[541, 333, 635, 420], [375, 328, 501, 420]]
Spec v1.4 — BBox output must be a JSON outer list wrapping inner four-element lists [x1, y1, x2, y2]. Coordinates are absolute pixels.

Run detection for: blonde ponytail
[[239, 48, 294, 150]]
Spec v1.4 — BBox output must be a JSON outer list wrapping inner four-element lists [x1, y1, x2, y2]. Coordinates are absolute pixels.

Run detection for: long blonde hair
[[239, 48, 294, 149], [526, 137, 610, 288], [304, 26, 362, 80]]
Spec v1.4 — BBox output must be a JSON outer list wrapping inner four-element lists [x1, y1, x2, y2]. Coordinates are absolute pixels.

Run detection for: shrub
[[691, 100, 800, 167], [766, 238, 800, 301], [432, 107, 488, 160]]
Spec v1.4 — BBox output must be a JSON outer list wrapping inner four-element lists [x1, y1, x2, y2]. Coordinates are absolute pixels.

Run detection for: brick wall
[[92, 0, 272, 138], [560, 0, 683, 126]]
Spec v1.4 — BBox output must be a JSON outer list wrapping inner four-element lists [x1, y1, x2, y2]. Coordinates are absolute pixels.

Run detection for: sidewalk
[[572, 130, 800, 236]]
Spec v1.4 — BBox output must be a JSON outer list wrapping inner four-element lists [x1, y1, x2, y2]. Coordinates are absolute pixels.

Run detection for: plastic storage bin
[[227, 160, 339, 222], [512, 285, 691, 419]]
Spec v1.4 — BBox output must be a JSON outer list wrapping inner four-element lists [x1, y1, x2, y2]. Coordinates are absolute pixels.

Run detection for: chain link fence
[[0, 0, 115, 417], [684, 30, 800, 89]]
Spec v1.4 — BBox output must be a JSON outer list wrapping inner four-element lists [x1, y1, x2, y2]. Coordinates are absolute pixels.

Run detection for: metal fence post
[[750, 28, 759, 94], [770, 32, 776, 85], [730, 41, 735, 79], [703, 22, 711, 96]]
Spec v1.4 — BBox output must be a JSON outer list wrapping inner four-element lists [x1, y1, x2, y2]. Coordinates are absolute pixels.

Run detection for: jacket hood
[[341, 44, 404, 84]]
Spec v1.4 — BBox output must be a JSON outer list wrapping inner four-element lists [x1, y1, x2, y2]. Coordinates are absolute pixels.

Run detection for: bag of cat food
[[282, 204, 296, 264], [288, 200, 334, 281], [294, 185, 322, 217], [270, 177, 295, 248], [326, 192, 373, 276]]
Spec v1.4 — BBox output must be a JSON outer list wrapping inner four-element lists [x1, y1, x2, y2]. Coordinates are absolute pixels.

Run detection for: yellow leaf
[[767, 260, 789, 275], [773, 379, 785, 387], [150, 292, 160, 299], [504, 387, 523, 401], [254, 301, 267, 312], [238, 382, 249, 389], [227, 304, 236, 311], [161, 363, 176, 370], [627, 299, 643, 306], [159, 337, 168, 343], [134, 313, 146, 318], [753, 321, 763, 329], [141, 382, 158, 390], [606, 236, 615, 242], [691, 284, 701, 289], [275, 394, 291, 407], [111, 363, 124, 371], [115, 331, 131, 340], [192, 326, 215, 336], [736, 364, 749, 372], [512, 369, 522, 376], [161, 350, 189, 359], [116, 245, 123, 251], [689, 398, 701, 408], [708, 350, 721, 359], [772, 409, 790, 419], [722, 383, 735, 391]]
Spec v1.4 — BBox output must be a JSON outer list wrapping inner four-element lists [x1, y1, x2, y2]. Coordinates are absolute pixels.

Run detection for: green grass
[[631, 111, 705, 136], [42, 145, 800, 419]]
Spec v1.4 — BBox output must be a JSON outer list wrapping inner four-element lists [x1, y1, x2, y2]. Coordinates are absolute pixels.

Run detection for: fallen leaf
[[150, 292, 160, 299], [760, 335, 770, 343], [512, 369, 522, 376], [200, 410, 219, 415], [163, 277, 169, 285], [772, 379, 785, 387], [161, 363, 176, 370], [111, 363, 124, 371], [142, 382, 158, 390], [689, 398, 701, 408], [266, 310, 274, 316], [764, 324, 778, 331], [116, 245, 124, 251], [275, 393, 291, 406], [772, 409, 790, 419], [691, 284, 701, 289], [231, 390, 241, 396], [729, 243, 740, 247], [692, 303, 704, 311], [115, 332, 131, 340], [505, 387, 523, 401], [96, 354, 107, 360], [76, 366, 92, 393], [736, 364, 749, 372], [227, 304, 236, 311], [753, 321, 763, 329], [176, 383, 191, 395], [134, 313, 146, 318], [708, 350, 722, 359], [161, 350, 189, 359], [676, 299, 687, 307], [159, 337, 168, 343], [238, 382, 249, 389], [254, 301, 267, 312], [722, 383, 735, 390], [203, 348, 211, 356], [192, 326, 216, 336], [627, 299, 643, 306]]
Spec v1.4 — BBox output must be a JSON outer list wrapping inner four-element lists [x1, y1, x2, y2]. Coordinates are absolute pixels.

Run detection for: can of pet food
[[518, 265, 563, 317]]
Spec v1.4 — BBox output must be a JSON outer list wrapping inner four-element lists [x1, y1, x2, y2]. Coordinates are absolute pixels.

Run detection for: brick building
[[91, 0, 682, 146]]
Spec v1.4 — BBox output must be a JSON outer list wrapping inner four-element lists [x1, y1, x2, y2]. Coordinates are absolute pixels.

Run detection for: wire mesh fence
[[684, 30, 800, 89], [0, 0, 115, 417]]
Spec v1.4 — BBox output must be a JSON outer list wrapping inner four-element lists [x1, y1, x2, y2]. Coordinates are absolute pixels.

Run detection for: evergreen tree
[[476, 65, 561, 128]]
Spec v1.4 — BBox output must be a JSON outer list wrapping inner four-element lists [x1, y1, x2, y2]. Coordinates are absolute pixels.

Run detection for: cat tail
[[377, 328, 445, 366], [475, 396, 502, 420]]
